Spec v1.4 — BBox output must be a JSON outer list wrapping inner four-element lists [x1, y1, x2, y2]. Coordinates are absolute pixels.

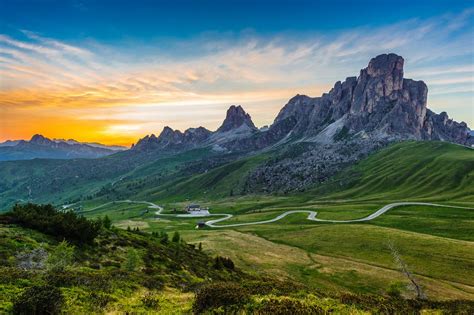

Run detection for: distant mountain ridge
[[133, 105, 259, 151], [0, 134, 126, 161], [133, 53, 472, 153]]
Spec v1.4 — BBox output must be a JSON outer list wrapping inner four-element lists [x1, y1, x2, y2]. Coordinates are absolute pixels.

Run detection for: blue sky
[[1, 0, 471, 40], [0, 0, 473, 145]]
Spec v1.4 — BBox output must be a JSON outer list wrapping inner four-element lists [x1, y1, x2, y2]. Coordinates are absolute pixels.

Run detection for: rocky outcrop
[[134, 126, 212, 151], [133, 105, 257, 151], [422, 110, 471, 144], [262, 53, 471, 146], [216, 105, 257, 133], [211, 105, 259, 145]]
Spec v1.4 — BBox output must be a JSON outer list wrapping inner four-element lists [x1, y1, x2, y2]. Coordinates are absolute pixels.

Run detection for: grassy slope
[[0, 222, 241, 313], [124, 140, 474, 204], [84, 141, 473, 300], [146, 152, 271, 201], [313, 141, 474, 201]]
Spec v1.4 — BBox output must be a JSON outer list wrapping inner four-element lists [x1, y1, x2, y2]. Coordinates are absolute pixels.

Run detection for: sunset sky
[[0, 0, 473, 146]]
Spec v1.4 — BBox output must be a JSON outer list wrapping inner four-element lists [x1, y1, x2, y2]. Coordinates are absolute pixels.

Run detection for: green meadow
[[77, 141, 474, 301]]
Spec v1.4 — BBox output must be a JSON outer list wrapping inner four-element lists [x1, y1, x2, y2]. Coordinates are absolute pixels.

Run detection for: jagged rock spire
[[217, 105, 257, 133]]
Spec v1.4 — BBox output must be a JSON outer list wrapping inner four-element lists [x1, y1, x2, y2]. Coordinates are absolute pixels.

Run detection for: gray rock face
[[29, 134, 54, 146], [134, 126, 212, 151], [244, 139, 389, 193], [216, 105, 257, 132], [134, 105, 257, 151], [422, 110, 471, 144], [262, 53, 470, 146]]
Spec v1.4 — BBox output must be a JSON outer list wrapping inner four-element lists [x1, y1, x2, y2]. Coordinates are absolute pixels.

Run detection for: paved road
[[82, 200, 473, 228]]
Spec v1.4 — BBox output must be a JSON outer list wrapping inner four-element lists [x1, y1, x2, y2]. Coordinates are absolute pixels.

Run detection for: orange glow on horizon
[[1, 83, 330, 146]]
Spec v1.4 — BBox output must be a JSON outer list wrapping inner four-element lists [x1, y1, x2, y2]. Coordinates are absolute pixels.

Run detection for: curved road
[[83, 200, 473, 228]]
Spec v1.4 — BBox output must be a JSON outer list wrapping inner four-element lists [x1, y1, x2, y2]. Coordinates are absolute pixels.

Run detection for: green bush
[[46, 240, 75, 272], [213, 256, 234, 270], [193, 282, 250, 313], [142, 275, 165, 290], [44, 269, 112, 291], [250, 297, 324, 314], [141, 292, 160, 309], [172, 231, 180, 243], [124, 248, 140, 271], [5, 203, 101, 245], [12, 285, 64, 315], [339, 293, 474, 314], [88, 291, 116, 309]]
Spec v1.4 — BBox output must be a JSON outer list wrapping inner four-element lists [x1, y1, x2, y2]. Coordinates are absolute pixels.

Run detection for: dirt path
[[84, 200, 473, 228]]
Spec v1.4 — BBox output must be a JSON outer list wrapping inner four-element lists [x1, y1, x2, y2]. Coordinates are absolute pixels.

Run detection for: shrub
[[251, 297, 324, 314], [102, 215, 112, 229], [88, 292, 116, 309], [193, 282, 250, 313], [46, 240, 75, 271], [5, 203, 101, 245], [213, 256, 234, 270], [141, 292, 160, 309], [143, 275, 165, 290], [0, 267, 35, 285], [44, 269, 112, 291], [172, 231, 180, 243], [12, 285, 64, 315], [242, 279, 304, 296], [124, 248, 139, 271], [160, 231, 169, 244]]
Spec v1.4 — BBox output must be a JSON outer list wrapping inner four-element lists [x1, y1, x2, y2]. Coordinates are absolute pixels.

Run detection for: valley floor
[[79, 197, 474, 300]]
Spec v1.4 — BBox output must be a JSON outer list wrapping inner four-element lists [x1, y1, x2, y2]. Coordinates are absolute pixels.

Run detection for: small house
[[185, 204, 201, 212]]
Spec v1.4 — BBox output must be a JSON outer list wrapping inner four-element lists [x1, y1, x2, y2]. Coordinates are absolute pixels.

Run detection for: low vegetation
[[1, 203, 473, 313], [2, 203, 101, 244]]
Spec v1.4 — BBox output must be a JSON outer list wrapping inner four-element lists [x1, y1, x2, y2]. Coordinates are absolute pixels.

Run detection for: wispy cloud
[[1, 8, 473, 144]]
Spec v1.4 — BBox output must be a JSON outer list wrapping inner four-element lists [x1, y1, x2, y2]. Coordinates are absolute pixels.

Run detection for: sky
[[0, 0, 473, 146]]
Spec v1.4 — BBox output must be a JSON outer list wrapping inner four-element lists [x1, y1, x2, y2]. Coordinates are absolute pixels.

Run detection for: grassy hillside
[[1, 204, 472, 314], [0, 147, 233, 210], [2, 140, 471, 211], [148, 152, 271, 201], [123, 140, 474, 204], [312, 141, 474, 202]]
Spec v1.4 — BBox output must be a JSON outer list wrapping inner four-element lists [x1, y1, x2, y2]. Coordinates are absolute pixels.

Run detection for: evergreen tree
[[172, 231, 180, 243], [102, 215, 112, 229], [160, 232, 169, 244], [124, 249, 139, 272]]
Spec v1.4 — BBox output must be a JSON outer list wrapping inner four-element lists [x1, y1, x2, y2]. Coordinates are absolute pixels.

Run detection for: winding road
[[83, 200, 473, 228]]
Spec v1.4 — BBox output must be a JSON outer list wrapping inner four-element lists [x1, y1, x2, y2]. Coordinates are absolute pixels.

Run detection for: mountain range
[[0, 134, 127, 161], [0, 53, 472, 208], [132, 53, 472, 154]]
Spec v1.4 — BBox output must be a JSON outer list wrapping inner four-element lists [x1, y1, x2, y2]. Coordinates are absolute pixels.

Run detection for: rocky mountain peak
[[217, 105, 257, 133], [366, 53, 404, 78], [245, 53, 471, 149], [159, 126, 181, 138], [30, 134, 53, 145]]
